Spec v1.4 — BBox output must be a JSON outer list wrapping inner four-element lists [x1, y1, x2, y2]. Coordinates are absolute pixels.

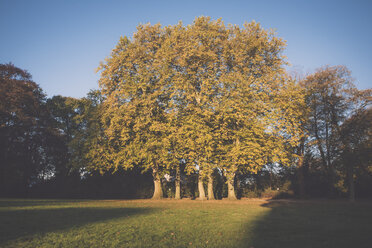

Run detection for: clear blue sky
[[1, 0, 371, 98]]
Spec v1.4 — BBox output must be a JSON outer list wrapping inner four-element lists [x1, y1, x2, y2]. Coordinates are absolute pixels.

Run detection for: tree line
[[1, 17, 371, 200]]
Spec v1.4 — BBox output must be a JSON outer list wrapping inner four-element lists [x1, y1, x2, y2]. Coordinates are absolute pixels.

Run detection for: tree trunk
[[227, 173, 237, 200], [152, 168, 163, 199], [348, 164, 355, 202], [198, 174, 206, 200], [297, 155, 305, 198], [345, 153, 355, 202], [175, 166, 181, 200], [328, 164, 336, 197], [207, 172, 215, 200]]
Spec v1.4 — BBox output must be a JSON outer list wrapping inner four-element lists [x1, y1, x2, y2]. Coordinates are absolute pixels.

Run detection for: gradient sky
[[1, 0, 371, 98]]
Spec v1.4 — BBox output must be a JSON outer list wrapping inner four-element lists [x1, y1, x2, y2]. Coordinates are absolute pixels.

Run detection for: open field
[[0, 198, 371, 248]]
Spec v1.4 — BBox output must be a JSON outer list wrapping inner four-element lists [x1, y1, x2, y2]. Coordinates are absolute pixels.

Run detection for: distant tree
[[47, 95, 82, 178], [78, 90, 106, 172], [45, 91, 108, 195], [0, 63, 54, 196], [340, 107, 372, 200], [303, 65, 371, 199]]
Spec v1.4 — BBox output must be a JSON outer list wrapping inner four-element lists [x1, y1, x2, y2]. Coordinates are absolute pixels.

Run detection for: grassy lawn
[[0, 198, 371, 248]]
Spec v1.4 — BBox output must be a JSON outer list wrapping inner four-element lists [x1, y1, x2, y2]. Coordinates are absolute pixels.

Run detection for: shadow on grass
[[0, 200, 156, 245], [243, 200, 372, 248]]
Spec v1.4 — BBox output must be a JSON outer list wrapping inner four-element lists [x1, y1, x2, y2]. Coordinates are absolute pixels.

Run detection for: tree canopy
[[97, 17, 304, 199], [1, 17, 371, 201], [0, 63, 53, 196]]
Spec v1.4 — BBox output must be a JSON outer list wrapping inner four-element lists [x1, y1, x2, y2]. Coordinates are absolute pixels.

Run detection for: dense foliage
[[96, 17, 304, 199], [0, 17, 371, 200]]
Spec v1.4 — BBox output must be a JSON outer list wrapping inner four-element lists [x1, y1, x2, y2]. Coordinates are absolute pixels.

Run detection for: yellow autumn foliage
[[96, 17, 304, 179]]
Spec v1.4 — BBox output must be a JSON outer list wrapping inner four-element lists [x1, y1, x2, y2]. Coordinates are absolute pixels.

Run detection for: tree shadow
[[241, 200, 372, 248], [0, 200, 156, 245]]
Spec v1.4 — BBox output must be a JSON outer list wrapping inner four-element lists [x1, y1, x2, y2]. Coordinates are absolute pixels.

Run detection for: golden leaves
[[96, 16, 304, 175]]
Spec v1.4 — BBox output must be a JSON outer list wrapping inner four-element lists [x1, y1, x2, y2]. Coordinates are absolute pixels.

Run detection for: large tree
[[97, 24, 177, 199], [168, 18, 228, 200], [212, 22, 304, 199], [97, 17, 304, 199]]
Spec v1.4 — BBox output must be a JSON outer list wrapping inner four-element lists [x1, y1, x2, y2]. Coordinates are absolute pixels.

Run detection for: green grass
[[0, 198, 371, 248]]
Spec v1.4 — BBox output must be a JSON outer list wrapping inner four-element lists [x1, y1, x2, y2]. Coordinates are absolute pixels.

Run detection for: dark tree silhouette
[[0, 63, 54, 196]]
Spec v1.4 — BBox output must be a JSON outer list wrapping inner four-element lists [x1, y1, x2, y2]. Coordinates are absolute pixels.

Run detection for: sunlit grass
[[0, 199, 371, 248]]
